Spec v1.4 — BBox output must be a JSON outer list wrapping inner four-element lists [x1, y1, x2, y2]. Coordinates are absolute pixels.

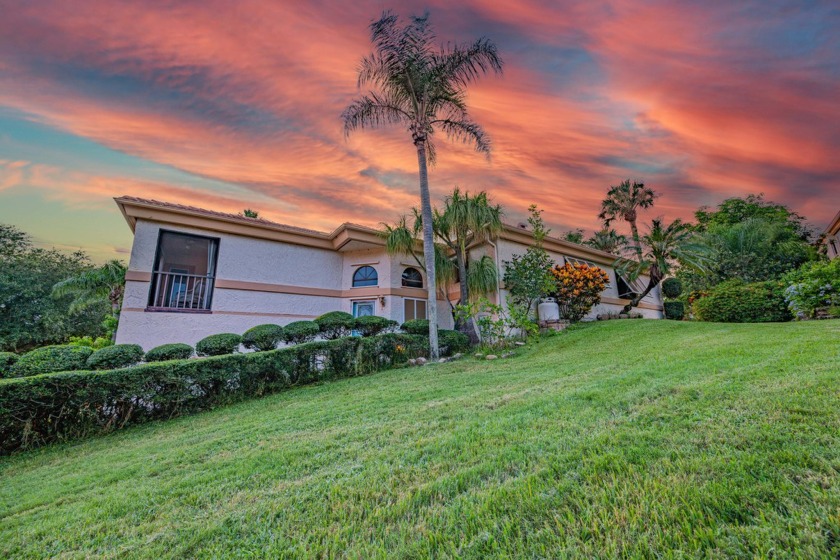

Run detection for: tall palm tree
[[343, 11, 503, 359], [615, 219, 709, 312], [585, 228, 628, 254], [598, 180, 657, 262], [52, 260, 127, 340]]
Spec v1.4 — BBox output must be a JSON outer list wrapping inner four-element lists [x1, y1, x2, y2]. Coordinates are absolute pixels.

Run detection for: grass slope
[[2, 321, 839, 558]]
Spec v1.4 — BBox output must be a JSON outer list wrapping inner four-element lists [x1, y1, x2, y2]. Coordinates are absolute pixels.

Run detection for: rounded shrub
[[10, 345, 94, 377], [315, 311, 355, 340], [282, 321, 320, 344], [401, 319, 430, 335], [0, 352, 19, 378], [242, 324, 284, 351], [663, 301, 685, 321], [661, 277, 683, 299], [438, 329, 470, 355], [354, 315, 397, 337], [145, 343, 193, 362], [86, 344, 145, 370], [692, 280, 791, 323], [195, 333, 242, 357]]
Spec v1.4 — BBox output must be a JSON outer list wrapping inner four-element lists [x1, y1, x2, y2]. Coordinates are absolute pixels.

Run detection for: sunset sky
[[1, 1, 838, 262]]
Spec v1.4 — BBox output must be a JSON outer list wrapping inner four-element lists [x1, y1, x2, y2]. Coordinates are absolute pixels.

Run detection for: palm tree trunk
[[629, 220, 644, 262], [416, 142, 440, 360], [623, 273, 661, 313]]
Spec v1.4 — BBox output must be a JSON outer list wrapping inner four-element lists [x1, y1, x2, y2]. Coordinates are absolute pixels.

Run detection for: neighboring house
[[824, 210, 840, 260], [114, 197, 663, 350]]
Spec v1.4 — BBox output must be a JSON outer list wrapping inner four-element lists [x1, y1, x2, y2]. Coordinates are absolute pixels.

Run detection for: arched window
[[352, 266, 378, 287], [401, 267, 423, 288]]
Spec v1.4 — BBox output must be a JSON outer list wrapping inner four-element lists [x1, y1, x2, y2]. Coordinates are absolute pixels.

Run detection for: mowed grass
[[2, 321, 839, 558]]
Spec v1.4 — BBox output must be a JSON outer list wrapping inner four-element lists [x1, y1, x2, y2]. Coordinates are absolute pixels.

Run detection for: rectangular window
[[148, 230, 219, 311], [404, 298, 427, 322]]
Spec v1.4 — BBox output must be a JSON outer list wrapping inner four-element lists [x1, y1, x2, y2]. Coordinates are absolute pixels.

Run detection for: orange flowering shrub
[[551, 262, 609, 322]]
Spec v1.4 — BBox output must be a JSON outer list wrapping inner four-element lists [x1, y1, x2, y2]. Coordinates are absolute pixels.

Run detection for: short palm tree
[[343, 11, 503, 359], [585, 228, 628, 254], [598, 180, 657, 261], [615, 219, 709, 313], [52, 259, 127, 340]]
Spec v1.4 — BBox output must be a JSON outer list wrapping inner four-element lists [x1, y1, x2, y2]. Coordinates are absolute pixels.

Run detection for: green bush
[[0, 334, 430, 453], [283, 321, 320, 344], [86, 344, 144, 370], [354, 315, 397, 337], [9, 345, 94, 378], [692, 280, 791, 323], [242, 324, 284, 351], [195, 333, 242, 357], [145, 343, 193, 362], [661, 278, 683, 299], [0, 352, 19, 378], [315, 311, 355, 339], [401, 319, 430, 335], [663, 301, 685, 321], [782, 259, 840, 318], [438, 330, 470, 354]]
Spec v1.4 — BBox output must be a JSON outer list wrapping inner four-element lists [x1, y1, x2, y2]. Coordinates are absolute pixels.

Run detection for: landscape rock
[[452, 353, 463, 360], [415, 357, 427, 366], [514, 341, 526, 346], [408, 359, 417, 366], [486, 354, 498, 360], [474, 353, 484, 358], [501, 352, 514, 358]]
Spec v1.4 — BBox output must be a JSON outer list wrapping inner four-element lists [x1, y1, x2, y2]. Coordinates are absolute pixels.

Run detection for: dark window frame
[[352, 265, 378, 287], [401, 267, 424, 288], [147, 229, 221, 312]]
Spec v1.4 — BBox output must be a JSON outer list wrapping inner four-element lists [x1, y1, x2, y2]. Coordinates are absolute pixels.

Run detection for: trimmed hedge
[[242, 324, 284, 352], [663, 301, 685, 321], [0, 334, 432, 453], [283, 321, 320, 344], [145, 343, 193, 362], [196, 333, 242, 356], [401, 319, 430, 335], [315, 311, 355, 340], [0, 353, 19, 378], [692, 280, 792, 323], [86, 344, 145, 370], [662, 277, 683, 299], [10, 345, 93, 378], [354, 315, 397, 337]]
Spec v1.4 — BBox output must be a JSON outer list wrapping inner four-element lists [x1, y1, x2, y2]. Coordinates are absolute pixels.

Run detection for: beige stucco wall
[[117, 220, 453, 350]]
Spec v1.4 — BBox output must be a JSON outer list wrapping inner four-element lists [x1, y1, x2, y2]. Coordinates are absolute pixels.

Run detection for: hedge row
[[0, 334, 432, 453], [692, 280, 792, 323]]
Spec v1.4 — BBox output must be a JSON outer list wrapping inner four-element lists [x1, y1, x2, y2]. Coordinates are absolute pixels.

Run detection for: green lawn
[[2, 321, 839, 558]]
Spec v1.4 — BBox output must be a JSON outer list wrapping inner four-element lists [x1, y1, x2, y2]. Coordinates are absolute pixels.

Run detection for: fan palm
[[585, 228, 628, 254], [598, 180, 657, 261], [615, 219, 709, 313], [343, 11, 503, 358], [52, 260, 127, 340]]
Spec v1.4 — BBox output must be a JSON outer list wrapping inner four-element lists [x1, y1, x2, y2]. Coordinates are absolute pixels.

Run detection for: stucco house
[[114, 197, 663, 350], [824, 210, 840, 260]]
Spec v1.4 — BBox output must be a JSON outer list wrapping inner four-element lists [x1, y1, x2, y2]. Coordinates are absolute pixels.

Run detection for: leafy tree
[[598, 180, 657, 261], [694, 194, 810, 240], [343, 11, 503, 359], [615, 218, 710, 313], [52, 260, 126, 316], [585, 228, 628, 254], [560, 229, 585, 244], [503, 206, 555, 314], [1, 224, 108, 351]]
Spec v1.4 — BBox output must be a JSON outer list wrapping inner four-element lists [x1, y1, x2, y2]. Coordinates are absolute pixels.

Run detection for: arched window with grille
[[401, 267, 423, 288], [352, 265, 378, 287]]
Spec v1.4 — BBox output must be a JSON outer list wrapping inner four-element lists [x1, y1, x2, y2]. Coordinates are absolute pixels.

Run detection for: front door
[[352, 300, 376, 318]]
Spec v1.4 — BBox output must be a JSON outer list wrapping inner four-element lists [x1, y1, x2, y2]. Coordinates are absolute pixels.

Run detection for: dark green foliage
[[242, 324, 284, 351], [0, 334, 431, 452], [1, 224, 109, 352], [10, 345, 94, 377], [195, 333, 242, 356], [86, 344, 144, 370], [315, 312, 355, 340], [354, 315, 397, 337], [0, 352, 19, 378], [282, 321, 320, 344], [692, 280, 792, 323], [663, 301, 685, 321], [661, 278, 683, 299], [145, 343, 193, 362], [401, 319, 430, 335], [438, 330, 470, 354]]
